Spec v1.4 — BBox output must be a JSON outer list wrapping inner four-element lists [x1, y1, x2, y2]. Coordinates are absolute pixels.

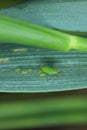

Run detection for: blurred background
[[0, 89, 87, 130]]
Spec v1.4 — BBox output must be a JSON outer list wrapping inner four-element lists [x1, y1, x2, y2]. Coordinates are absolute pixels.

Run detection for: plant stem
[[0, 15, 87, 52]]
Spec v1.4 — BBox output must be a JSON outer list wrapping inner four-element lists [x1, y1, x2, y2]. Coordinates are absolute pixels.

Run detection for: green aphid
[[15, 68, 32, 75], [39, 71, 46, 77], [21, 69, 32, 75], [39, 66, 59, 77], [15, 68, 21, 73]]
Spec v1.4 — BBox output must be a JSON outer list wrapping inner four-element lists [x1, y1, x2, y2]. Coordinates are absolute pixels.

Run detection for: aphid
[[15, 68, 21, 73], [39, 66, 59, 77], [21, 69, 32, 75], [39, 71, 46, 77], [15, 68, 32, 75]]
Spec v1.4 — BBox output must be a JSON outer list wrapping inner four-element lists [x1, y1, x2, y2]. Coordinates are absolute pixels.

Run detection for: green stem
[[0, 15, 72, 51], [73, 36, 87, 52], [0, 14, 87, 52]]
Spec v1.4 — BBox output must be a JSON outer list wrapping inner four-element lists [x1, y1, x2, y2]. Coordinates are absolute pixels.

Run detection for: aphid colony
[[15, 66, 59, 77]]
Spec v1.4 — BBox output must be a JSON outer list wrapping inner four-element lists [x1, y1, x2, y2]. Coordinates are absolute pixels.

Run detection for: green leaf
[[0, 0, 87, 35], [0, 0, 87, 92]]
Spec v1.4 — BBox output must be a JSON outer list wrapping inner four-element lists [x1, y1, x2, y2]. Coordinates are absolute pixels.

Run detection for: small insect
[[21, 69, 32, 75], [15, 68, 32, 75], [39, 66, 59, 77], [15, 68, 21, 73]]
